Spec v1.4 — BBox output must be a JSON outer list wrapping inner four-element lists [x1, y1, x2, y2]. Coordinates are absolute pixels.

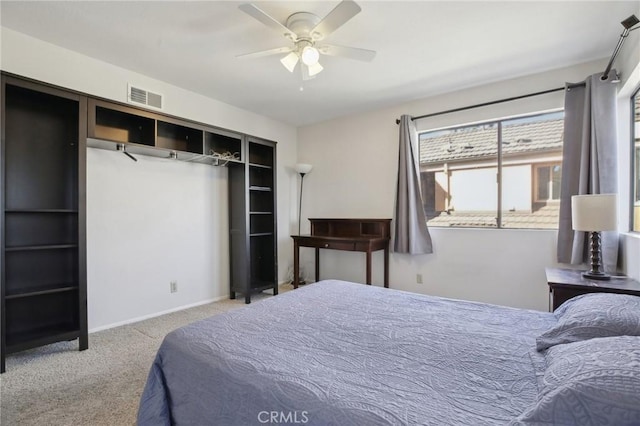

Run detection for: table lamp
[[571, 193, 617, 280]]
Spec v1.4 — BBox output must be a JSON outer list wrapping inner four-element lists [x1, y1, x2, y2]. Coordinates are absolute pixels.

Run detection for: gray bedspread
[[137, 280, 556, 425]]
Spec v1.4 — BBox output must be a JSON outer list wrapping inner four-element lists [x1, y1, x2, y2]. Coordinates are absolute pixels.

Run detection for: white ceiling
[[1, 1, 638, 126]]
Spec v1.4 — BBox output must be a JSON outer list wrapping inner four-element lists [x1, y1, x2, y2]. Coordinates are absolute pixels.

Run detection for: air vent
[[127, 84, 163, 109]]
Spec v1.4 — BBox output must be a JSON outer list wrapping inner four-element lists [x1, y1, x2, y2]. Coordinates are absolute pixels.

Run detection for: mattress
[[137, 280, 556, 425]]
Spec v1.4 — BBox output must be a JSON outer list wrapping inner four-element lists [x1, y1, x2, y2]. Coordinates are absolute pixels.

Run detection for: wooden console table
[[292, 218, 391, 289]]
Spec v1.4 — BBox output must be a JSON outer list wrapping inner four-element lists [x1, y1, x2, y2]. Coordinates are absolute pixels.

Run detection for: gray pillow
[[536, 292, 640, 351], [513, 336, 640, 425]]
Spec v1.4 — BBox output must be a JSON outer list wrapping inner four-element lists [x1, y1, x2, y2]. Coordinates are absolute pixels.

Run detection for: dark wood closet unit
[[229, 137, 278, 303], [1, 74, 279, 371], [87, 98, 278, 305], [1, 76, 88, 373], [87, 98, 246, 164], [87, 99, 280, 301]]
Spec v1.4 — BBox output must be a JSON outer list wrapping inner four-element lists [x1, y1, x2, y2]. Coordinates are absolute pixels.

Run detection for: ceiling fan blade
[[239, 3, 298, 40], [311, 0, 361, 40], [236, 46, 292, 59], [317, 44, 376, 62]]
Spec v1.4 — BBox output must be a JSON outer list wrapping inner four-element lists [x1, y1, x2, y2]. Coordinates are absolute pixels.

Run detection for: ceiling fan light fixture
[[307, 61, 324, 77], [301, 46, 320, 66], [239, 1, 375, 80], [280, 52, 299, 72]]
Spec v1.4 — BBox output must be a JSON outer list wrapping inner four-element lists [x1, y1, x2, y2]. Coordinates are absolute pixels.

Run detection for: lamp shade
[[307, 61, 324, 77], [571, 194, 617, 231], [280, 52, 299, 73], [295, 163, 313, 174]]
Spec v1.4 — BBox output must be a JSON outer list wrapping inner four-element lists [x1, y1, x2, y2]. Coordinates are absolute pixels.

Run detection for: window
[[534, 164, 562, 202], [419, 111, 564, 229], [633, 89, 640, 232]]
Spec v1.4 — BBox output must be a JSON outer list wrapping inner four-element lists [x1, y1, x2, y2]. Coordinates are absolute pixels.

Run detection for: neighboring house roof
[[426, 204, 559, 229], [420, 118, 564, 164]]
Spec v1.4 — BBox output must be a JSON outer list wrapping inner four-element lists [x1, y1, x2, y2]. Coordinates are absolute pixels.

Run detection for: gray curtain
[[557, 72, 618, 271], [393, 115, 433, 254]]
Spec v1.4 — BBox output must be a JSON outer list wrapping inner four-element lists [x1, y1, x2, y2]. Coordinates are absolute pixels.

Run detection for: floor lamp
[[295, 163, 313, 235], [293, 163, 312, 285]]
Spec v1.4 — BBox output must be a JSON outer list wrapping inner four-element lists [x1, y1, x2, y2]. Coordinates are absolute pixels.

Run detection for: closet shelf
[[5, 244, 77, 252], [88, 98, 246, 166], [4, 209, 78, 214], [229, 138, 277, 304], [248, 162, 272, 169], [6, 284, 79, 300], [6, 328, 82, 354], [249, 186, 272, 192], [2, 75, 87, 373]]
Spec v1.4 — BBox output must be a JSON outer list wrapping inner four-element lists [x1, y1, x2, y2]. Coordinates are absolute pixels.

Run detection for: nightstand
[[546, 267, 640, 311]]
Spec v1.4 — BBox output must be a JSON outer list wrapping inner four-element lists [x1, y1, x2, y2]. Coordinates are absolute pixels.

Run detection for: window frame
[[419, 110, 564, 230], [635, 146, 639, 203], [533, 163, 562, 203], [631, 86, 640, 233]]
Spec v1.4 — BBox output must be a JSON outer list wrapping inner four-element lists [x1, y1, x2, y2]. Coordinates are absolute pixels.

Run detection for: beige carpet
[[0, 286, 289, 425]]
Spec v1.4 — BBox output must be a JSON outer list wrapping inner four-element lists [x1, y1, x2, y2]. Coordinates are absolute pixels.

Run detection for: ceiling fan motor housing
[[285, 12, 323, 41]]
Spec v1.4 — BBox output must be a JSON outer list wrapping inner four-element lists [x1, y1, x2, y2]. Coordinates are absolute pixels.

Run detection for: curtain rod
[[394, 85, 580, 125], [602, 15, 639, 81], [396, 14, 639, 125]]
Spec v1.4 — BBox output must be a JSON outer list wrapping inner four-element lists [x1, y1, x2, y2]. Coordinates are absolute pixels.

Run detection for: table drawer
[[314, 240, 356, 251], [325, 241, 356, 250]]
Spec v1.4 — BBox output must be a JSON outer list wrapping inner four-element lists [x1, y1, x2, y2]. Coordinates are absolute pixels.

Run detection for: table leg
[[384, 246, 389, 288], [315, 248, 320, 282], [293, 240, 299, 289], [366, 250, 372, 285]]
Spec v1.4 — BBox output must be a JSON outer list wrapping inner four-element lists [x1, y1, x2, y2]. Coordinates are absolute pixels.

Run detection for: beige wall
[[1, 27, 299, 331], [297, 59, 626, 311], [2, 13, 639, 322]]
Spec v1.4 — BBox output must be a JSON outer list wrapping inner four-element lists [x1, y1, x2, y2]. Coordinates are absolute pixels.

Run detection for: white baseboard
[[88, 295, 228, 333], [88, 283, 289, 334]]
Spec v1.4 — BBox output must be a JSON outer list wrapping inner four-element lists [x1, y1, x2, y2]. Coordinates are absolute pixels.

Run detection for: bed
[[137, 279, 640, 425]]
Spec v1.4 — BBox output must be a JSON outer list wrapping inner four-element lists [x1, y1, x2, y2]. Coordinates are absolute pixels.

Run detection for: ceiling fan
[[237, 0, 376, 80]]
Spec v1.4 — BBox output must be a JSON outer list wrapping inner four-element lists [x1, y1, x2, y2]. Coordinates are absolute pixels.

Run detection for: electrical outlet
[[416, 274, 423, 284], [170, 281, 178, 293]]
